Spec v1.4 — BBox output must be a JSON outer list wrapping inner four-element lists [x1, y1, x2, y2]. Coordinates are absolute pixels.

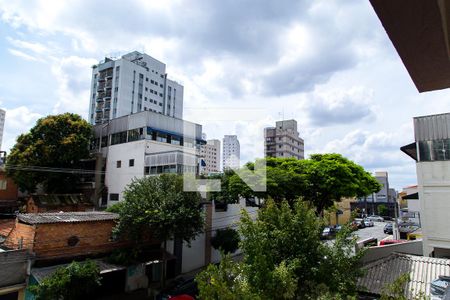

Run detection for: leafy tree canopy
[[196, 199, 364, 299], [113, 174, 204, 243], [6, 113, 92, 193], [218, 154, 381, 214], [210, 228, 240, 254], [29, 260, 101, 300]]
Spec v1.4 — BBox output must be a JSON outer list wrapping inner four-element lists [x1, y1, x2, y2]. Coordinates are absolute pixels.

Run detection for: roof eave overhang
[[370, 0, 450, 92]]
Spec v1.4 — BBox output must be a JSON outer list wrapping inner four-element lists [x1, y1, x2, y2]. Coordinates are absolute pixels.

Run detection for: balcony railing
[[105, 81, 113, 89]]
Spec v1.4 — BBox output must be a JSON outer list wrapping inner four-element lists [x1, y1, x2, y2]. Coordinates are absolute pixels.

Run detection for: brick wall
[[4, 221, 36, 251], [0, 171, 19, 201], [33, 220, 126, 260]]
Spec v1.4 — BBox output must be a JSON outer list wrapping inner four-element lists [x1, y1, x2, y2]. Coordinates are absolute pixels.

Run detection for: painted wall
[[417, 161, 450, 257], [181, 198, 259, 273]]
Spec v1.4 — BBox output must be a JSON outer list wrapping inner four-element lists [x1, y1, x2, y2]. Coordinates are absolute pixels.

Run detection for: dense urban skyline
[[1, 0, 450, 189]]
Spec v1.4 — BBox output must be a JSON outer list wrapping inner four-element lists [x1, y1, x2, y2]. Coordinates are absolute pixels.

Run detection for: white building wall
[[0, 109, 5, 150], [181, 198, 259, 273], [417, 161, 450, 257], [223, 135, 240, 170], [104, 139, 197, 205]]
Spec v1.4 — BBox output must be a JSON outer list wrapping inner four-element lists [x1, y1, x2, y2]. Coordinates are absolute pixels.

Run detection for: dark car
[[321, 227, 336, 239], [384, 223, 393, 234], [157, 278, 198, 300], [353, 218, 366, 229]]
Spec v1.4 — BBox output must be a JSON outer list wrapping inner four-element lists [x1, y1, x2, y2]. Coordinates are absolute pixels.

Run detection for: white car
[[367, 215, 384, 222], [364, 219, 374, 227]]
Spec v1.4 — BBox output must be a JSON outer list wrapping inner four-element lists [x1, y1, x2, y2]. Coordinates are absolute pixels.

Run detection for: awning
[[400, 142, 417, 161], [402, 192, 419, 200]]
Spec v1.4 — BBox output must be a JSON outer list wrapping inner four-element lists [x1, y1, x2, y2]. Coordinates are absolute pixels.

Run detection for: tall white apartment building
[[88, 51, 184, 125], [0, 109, 5, 151], [200, 139, 221, 174], [223, 135, 240, 170]]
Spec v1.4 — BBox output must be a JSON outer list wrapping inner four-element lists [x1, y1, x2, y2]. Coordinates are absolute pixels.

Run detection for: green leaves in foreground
[[29, 260, 101, 300], [196, 199, 363, 299]]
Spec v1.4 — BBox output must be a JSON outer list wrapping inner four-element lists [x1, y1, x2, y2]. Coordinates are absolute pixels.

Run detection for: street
[[354, 221, 391, 244]]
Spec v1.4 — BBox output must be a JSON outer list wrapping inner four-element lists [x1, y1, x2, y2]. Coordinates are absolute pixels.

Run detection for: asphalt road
[[354, 221, 391, 243]]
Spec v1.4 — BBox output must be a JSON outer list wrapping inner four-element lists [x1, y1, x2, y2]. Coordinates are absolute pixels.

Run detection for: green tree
[[378, 204, 389, 216], [211, 228, 240, 254], [226, 154, 381, 214], [6, 113, 93, 193], [113, 174, 204, 286], [196, 199, 364, 299], [29, 260, 101, 300]]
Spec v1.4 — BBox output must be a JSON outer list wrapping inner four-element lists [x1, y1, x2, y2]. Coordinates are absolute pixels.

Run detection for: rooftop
[[17, 212, 118, 225], [358, 253, 450, 297]]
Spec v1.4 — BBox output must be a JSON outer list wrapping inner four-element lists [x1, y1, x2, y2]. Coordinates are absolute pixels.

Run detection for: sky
[[0, 0, 449, 190]]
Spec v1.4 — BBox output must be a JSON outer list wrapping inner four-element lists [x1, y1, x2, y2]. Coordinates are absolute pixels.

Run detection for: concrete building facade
[[401, 112, 450, 258], [93, 111, 204, 205], [0, 109, 5, 151], [89, 51, 183, 125], [200, 139, 221, 174], [222, 135, 240, 170], [264, 119, 304, 160]]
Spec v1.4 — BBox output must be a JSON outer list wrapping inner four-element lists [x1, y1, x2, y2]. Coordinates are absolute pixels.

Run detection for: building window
[[67, 236, 80, 247], [129, 159, 135, 167], [116, 160, 121, 168], [0, 180, 6, 190], [144, 166, 150, 175], [110, 193, 119, 201]]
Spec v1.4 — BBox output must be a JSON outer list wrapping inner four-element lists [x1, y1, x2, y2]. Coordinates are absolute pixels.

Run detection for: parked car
[[334, 225, 342, 232], [384, 223, 393, 234], [353, 218, 366, 229], [157, 278, 198, 300], [431, 276, 450, 297], [321, 227, 336, 239], [364, 219, 374, 227], [367, 215, 384, 222]]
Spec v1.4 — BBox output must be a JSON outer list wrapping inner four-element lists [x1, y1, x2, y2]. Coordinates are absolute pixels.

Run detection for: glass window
[[144, 166, 150, 175], [111, 131, 127, 145], [0, 180, 7, 190], [116, 160, 121, 168], [129, 159, 134, 167], [171, 136, 181, 145], [110, 193, 119, 201], [156, 133, 167, 143]]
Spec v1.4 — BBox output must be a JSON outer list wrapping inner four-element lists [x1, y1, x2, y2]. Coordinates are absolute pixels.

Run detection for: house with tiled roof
[[3, 212, 125, 262], [358, 253, 450, 298]]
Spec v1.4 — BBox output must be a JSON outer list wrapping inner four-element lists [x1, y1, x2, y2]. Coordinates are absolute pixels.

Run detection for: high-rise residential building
[[264, 119, 304, 160], [223, 135, 240, 170], [0, 109, 5, 151], [401, 112, 450, 258], [88, 51, 184, 125], [200, 139, 221, 174]]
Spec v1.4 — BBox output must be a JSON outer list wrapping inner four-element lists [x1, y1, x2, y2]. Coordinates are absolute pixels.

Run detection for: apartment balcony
[[105, 80, 112, 89], [95, 97, 104, 103], [97, 83, 105, 91], [104, 91, 112, 100], [98, 76, 106, 82], [104, 101, 111, 109], [97, 91, 105, 98], [105, 71, 113, 79]]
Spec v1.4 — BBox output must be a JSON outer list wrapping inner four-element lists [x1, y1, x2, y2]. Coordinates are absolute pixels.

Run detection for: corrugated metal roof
[[31, 259, 125, 283], [414, 113, 450, 141], [358, 253, 450, 298], [18, 212, 118, 225]]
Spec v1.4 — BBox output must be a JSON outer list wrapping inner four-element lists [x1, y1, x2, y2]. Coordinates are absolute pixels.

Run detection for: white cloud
[[50, 56, 97, 117], [2, 106, 42, 152], [7, 48, 41, 61]]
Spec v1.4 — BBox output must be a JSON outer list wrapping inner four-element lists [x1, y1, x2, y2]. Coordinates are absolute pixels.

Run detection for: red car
[[379, 239, 405, 246]]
